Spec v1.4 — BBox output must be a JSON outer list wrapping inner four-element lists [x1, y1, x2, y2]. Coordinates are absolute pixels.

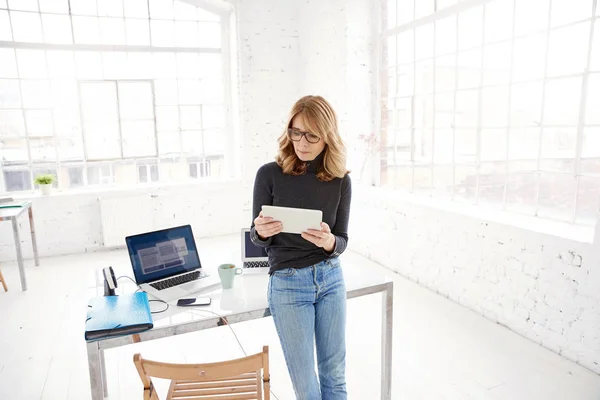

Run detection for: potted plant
[[34, 174, 55, 195]]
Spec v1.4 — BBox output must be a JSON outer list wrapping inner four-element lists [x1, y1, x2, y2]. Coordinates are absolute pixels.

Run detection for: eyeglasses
[[287, 128, 321, 144]]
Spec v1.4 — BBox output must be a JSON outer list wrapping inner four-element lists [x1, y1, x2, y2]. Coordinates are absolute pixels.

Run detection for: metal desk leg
[[381, 282, 393, 400], [11, 218, 26, 291], [28, 207, 39, 266], [87, 341, 105, 400], [100, 347, 108, 398]]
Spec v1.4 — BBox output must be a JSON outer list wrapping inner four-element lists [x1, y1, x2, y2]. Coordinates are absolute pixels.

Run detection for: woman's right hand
[[254, 211, 283, 239]]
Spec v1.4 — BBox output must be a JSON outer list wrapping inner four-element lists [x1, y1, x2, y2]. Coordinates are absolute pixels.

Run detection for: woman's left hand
[[302, 222, 335, 252]]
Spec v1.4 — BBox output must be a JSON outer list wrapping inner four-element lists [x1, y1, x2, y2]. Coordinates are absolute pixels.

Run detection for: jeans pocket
[[272, 267, 296, 277], [328, 257, 341, 269]]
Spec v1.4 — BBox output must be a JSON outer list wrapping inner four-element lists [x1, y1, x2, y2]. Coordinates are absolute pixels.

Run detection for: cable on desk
[[116, 276, 168, 313]]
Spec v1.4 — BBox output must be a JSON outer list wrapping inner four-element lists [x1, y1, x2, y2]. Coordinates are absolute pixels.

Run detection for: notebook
[[85, 292, 153, 341], [0, 200, 28, 209]]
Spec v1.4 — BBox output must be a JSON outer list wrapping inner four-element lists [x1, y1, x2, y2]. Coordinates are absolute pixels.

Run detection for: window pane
[[454, 129, 477, 163], [485, 0, 513, 43], [151, 20, 175, 47], [124, 0, 148, 18], [538, 172, 576, 221], [395, 97, 413, 129], [75, 51, 103, 79], [81, 82, 118, 121], [99, 17, 126, 45], [125, 19, 150, 45], [180, 106, 202, 130], [154, 79, 178, 105], [3, 169, 32, 191], [414, 95, 432, 129], [51, 80, 78, 109], [483, 42, 511, 86], [454, 165, 477, 202], [177, 53, 202, 78], [0, 110, 25, 137], [126, 53, 152, 79], [585, 73, 600, 125], [515, 0, 549, 36], [60, 164, 85, 188], [85, 122, 121, 159], [46, 51, 75, 78], [435, 15, 456, 56], [540, 128, 576, 173], [26, 110, 54, 136], [433, 129, 453, 163], [455, 89, 478, 127], [551, 0, 593, 27], [0, 138, 28, 161], [513, 33, 546, 82], [547, 22, 590, 77], [189, 162, 198, 178], [0, 49, 17, 78], [457, 48, 481, 89], [197, 54, 222, 78], [58, 136, 84, 160], [158, 131, 181, 155], [181, 130, 203, 154], [397, 0, 414, 25], [397, 64, 415, 96], [42, 14, 73, 44], [17, 49, 48, 79], [122, 121, 156, 157], [98, 0, 123, 17], [0, 79, 21, 108], [432, 164, 454, 198], [506, 161, 537, 214], [174, 1, 198, 21], [482, 86, 509, 127], [173, 79, 200, 105], [544, 77, 582, 126], [202, 104, 224, 129], [70, 0, 97, 16], [156, 106, 179, 131], [434, 93, 453, 129], [576, 176, 600, 224], [582, 128, 600, 159], [153, 53, 178, 78], [198, 79, 223, 103], [118, 82, 153, 120], [10, 12, 43, 42], [39, 0, 70, 14], [480, 129, 507, 162], [149, 0, 173, 19], [54, 106, 81, 137], [21, 80, 51, 108], [0, 11, 12, 41], [509, 128, 539, 160], [478, 162, 506, 207], [414, 165, 432, 192], [397, 30, 414, 65], [458, 6, 482, 51], [30, 138, 56, 161], [415, 0, 433, 19], [592, 27, 600, 71], [415, 24, 433, 61], [73, 16, 100, 44], [510, 81, 543, 127], [8, 0, 38, 11], [137, 165, 148, 182], [176, 21, 199, 47], [203, 128, 224, 155]]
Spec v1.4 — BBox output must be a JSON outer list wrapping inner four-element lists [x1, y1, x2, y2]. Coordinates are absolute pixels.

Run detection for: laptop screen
[[242, 229, 268, 261], [126, 225, 201, 285]]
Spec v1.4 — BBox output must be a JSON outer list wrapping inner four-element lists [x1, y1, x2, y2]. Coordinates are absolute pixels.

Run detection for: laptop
[[126, 225, 220, 302], [241, 228, 270, 274]]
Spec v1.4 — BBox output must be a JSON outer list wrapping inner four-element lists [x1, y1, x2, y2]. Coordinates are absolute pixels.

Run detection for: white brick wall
[[349, 187, 600, 374]]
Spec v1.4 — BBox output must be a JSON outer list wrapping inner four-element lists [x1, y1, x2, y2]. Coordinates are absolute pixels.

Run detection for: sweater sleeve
[[250, 164, 273, 247], [324, 174, 352, 257]]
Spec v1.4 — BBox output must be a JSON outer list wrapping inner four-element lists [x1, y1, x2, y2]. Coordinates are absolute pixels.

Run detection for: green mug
[[218, 263, 243, 289]]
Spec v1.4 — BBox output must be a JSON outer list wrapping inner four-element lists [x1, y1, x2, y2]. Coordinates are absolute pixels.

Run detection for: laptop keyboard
[[150, 270, 206, 291], [244, 261, 270, 268]]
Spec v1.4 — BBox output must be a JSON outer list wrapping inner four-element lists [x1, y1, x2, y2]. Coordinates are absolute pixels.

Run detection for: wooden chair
[[0, 266, 7, 291], [133, 346, 270, 400]]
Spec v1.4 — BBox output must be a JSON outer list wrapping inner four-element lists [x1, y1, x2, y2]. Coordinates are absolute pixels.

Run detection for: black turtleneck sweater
[[250, 151, 352, 274]]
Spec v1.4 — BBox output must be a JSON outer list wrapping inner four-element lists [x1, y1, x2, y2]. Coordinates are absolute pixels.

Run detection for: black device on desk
[[177, 297, 211, 306], [102, 266, 117, 296]]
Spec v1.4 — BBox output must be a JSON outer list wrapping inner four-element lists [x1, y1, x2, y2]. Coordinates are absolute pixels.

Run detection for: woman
[[250, 95, 351, 400]]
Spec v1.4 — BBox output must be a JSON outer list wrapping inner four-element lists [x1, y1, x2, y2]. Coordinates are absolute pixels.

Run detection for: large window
[[0, 0, 229, 193], [382, 0, 600, 225]]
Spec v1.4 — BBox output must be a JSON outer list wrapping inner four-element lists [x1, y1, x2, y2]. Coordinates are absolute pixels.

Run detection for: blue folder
[[85, 292, 153, 341]]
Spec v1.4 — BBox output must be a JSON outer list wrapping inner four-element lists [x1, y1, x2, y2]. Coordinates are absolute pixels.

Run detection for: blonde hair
[[276, 95, 349, 182]]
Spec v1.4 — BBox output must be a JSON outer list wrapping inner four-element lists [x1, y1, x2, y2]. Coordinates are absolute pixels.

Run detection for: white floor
[[0, 234, 599, 400]]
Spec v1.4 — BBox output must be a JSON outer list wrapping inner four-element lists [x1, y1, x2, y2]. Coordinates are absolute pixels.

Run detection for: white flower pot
[[39, 183, 52, 195]]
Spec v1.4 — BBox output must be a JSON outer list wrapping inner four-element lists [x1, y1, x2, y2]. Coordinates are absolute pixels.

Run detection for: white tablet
[[261, 205, 323, 235]]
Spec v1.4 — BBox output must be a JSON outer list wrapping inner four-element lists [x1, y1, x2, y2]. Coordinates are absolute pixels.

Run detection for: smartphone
[[177, 297, 211, 307]]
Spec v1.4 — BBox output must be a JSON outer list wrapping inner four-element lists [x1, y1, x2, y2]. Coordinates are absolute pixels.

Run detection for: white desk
[[86, 257, 394, 399], [0, 202, 40, 290]]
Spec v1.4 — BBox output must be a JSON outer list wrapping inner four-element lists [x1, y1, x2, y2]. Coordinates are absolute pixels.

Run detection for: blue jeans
[[268, 258, 347, 400]]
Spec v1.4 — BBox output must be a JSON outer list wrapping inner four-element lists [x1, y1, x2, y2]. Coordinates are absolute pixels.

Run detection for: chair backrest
[[133, 346, 270, 400]]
